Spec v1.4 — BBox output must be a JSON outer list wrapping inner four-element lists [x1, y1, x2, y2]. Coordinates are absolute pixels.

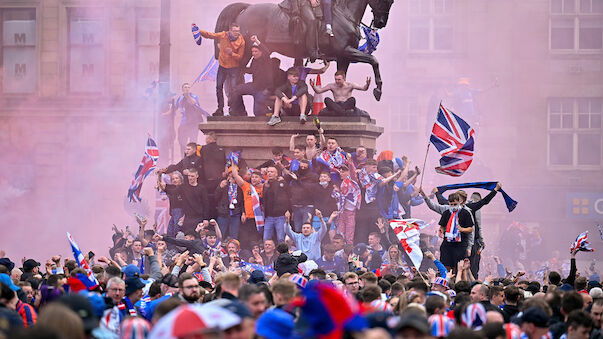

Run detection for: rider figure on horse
[[279, 0, 334, 60]]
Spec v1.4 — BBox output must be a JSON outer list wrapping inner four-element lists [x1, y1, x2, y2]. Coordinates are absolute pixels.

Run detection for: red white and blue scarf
[[445, 210, 461, 242]]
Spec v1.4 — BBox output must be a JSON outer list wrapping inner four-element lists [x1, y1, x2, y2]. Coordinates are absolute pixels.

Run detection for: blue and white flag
[[192, 56, 219, 84]]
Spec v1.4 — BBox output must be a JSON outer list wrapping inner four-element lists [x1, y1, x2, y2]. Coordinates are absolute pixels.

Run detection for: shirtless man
[[289, 132, 326, 160], [310, 70, 370, 115]]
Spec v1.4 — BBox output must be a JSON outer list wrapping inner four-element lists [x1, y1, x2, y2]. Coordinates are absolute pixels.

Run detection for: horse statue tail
[[214, 2, 250, 59]]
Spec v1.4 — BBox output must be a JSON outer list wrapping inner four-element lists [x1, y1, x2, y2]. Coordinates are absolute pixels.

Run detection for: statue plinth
[[199, 116, 384, 167]]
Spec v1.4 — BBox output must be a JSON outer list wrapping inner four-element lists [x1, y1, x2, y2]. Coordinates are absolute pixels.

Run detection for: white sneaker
[[300, 114, 307, 124], [326, 24, 334, 37]]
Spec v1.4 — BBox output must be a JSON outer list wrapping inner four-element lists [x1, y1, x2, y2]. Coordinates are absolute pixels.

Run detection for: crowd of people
[[1, 125, 601, 339]]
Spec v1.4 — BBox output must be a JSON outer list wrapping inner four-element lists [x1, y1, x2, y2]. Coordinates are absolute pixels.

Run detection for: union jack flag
[[430, 104, 475, 176], [570, 231, 594, 253], [127, 136, 159, 203], [67, 232, 100, 289], [429, 314, 455, 337]]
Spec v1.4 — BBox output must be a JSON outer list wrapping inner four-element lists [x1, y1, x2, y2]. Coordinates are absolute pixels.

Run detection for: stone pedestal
[[199, 116, 384, 167]]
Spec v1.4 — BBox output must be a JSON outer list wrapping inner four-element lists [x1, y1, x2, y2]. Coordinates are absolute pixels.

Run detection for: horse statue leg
[[341, 46, 383, 101]]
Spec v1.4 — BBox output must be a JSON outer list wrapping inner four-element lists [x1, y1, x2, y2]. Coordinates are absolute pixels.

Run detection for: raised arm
[[419, 187, 448, 215], [289, 134, 299, 152], [199, 29, 225, 40], [231, 165, 247, 187], [351, 76, 371, 91], [379, 169, 402, 187], [468, 182, 501, 211], [309, 78, 330, 94]]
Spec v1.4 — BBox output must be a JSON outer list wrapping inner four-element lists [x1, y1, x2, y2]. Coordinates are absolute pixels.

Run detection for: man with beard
[[176, 273, 202, 303]]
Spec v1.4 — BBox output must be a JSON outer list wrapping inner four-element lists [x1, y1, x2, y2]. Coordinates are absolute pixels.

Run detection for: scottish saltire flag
[[192, 56, 219, 84], [191, 23, 202, 45], [239, 261, 275, 276], [389, 219, 429, 268], [67, 232, 100, 289], [127, 136, 159, 203], [358, 25, 380, 55], [570, 231, 594, 253], [430, 104, 475, 176], [250, 185, 265, 230]]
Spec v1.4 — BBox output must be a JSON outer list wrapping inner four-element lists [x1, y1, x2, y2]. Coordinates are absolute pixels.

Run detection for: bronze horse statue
[[214, 0, 394, 101]]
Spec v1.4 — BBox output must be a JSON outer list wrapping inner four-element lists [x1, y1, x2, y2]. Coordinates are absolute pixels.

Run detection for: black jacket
[[274, 253, 299, 277], [288, 169, 318, 206], [214, 183, 244, 216], [200, 142, 226, 184], [263, 179, 292, 217], [313, 183, 338, 215], [182, 182, 209, 220], [166, 154, 202, 174], [244, 43, 274, 91]]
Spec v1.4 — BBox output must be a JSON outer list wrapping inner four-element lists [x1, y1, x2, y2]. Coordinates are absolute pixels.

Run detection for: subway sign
[[567, 193, 603, 219]]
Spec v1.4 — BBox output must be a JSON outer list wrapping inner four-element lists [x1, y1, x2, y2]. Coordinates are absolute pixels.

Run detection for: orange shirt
[[199, 30, 245, 69], [240, 181, 263, 218]]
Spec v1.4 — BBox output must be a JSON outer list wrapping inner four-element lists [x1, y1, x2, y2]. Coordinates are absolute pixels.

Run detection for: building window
[[68, 8, 104, 93], [1, 8, 36, 94], [550, 0, 603, 52], [548, 98, 602, 168], [408, 0, 453, 51], [136, 8, 159, 93]]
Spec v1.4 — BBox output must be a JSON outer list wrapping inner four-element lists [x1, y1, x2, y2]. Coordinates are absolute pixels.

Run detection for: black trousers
[[325, 97, 356, 115], [469, 244, 481, 279]]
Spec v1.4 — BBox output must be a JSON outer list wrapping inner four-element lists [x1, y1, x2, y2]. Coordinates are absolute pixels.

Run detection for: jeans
[[167, 208, 184, 237], [229, 83, 269, 116], [321, 0, 332, 25], [293, 206, 314, 232], [264, 216, 286, 243], [217, 214, 242, 240], [216, 66, 241, 110]]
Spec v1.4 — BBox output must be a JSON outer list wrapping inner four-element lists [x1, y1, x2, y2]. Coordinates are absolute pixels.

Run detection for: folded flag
[[389, 219, 429, 268], [67, 232, 100, 290], [570, 231, 594, 253], [430, 104, 475, 177], [127, 136, 159, 203], [191, 23, 202, 45], [437, 182, 518, 212]]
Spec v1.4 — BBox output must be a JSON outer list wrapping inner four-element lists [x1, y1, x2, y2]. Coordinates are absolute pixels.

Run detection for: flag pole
[[419, 143, 430, 189]]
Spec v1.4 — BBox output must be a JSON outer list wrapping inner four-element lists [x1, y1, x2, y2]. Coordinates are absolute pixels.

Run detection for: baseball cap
[[353, 243, 369, 256], [125, 276, 146, 296], [58, 294, 99, 332], [122, 264, 141, 278], [23, 259, 40, 271], [0, 258, 15, 272]]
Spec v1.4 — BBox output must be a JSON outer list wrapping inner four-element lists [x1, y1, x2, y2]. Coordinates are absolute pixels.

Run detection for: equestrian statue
[[214, 0, 394, 101]]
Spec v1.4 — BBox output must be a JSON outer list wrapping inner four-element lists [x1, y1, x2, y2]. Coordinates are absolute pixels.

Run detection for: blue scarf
[[437, 182, 518, 212]]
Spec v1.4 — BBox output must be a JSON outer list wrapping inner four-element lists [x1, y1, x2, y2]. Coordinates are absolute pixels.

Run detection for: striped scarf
[[445, 210, 461, 242]]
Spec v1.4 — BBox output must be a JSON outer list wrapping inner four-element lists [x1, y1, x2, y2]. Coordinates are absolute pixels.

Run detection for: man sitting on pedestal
[[268, 68, 309, 126], [309, 70, 370, 116]]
